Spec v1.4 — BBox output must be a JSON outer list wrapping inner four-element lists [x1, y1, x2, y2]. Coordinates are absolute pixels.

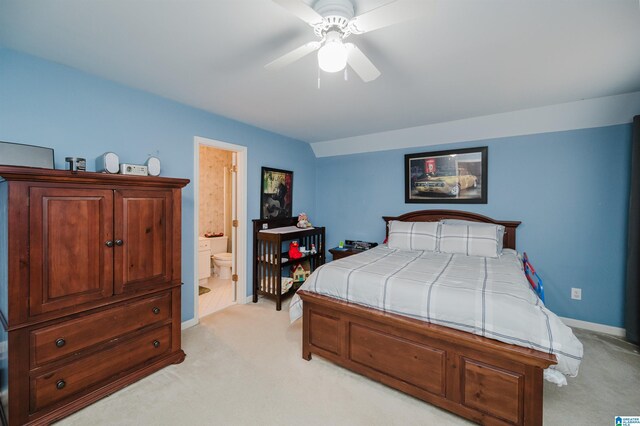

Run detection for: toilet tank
[[209, 236, 228, 255]]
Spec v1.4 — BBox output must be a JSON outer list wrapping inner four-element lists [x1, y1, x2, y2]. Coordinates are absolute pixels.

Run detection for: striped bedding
[[290, 245, 583, 381]]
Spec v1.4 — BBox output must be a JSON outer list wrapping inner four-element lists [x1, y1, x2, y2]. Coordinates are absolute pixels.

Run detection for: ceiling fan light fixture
[[268, 0, 390, 82], [317, 30, 347, 73], [317, 42, 347, 73]]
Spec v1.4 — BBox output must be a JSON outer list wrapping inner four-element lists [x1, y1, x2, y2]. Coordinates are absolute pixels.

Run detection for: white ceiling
[[1, 0, 639, 143]]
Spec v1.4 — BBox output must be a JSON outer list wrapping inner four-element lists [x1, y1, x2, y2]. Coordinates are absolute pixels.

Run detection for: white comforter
[[290, 246, 583, 381]]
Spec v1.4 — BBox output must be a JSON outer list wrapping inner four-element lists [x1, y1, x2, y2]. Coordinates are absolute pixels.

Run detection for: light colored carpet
[[57, 298, 640, 426]]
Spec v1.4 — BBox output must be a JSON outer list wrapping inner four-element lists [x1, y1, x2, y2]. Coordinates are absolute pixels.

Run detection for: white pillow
[[439, 219, 505, 254], [438, 223, 502, 258], [387, 221, 439, 252]]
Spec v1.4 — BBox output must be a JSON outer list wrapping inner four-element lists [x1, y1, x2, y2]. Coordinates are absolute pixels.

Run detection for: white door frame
[[193, 136, 248, 323]]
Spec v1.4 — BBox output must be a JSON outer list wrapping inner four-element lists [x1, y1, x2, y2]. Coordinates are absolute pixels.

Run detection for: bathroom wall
[[199, 145, 232, 250]]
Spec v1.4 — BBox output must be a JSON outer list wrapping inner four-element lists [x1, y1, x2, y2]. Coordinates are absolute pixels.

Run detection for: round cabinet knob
[[56, 380, 66, 390], [55, 338, 66, 348], [105, 240, 114, 247], [152, 307, 160, 315], [152, 340, 160, 348], [115, 239, 123, 246]]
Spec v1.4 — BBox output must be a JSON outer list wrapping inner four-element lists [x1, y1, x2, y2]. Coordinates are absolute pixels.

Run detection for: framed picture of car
[[405, 147, 488, 204], [261, 167, 293, 219]]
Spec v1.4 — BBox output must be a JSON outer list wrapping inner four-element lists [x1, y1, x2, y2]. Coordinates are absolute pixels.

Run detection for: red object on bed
[[523, 252, 545, 302]]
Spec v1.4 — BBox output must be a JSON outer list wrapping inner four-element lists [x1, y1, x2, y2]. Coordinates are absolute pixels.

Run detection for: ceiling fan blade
[[349, 0, 427, 34], [272, 0, 324, 26], [345, 43, 381, 82], [265, 41, 321, 70]]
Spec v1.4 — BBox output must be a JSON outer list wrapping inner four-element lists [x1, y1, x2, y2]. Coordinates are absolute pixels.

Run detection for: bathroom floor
[[199, 275, 235, 318]]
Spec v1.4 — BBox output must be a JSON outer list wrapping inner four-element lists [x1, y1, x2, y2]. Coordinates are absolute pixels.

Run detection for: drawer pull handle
[[115, 239, 124, 246], [55, 338, 66, 348], [153, 340, 160, 348], [105, 240, 114, 248], [152, 307, 160, 315], [56, 380, 66, 390]]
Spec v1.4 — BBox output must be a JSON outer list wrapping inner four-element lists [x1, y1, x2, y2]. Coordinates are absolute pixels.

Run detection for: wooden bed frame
[[298, 210, 556, 426]]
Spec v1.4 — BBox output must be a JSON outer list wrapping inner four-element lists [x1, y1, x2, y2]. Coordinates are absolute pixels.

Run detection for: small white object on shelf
[[296, 212, 313, 228], [120, 163, 148, 176]]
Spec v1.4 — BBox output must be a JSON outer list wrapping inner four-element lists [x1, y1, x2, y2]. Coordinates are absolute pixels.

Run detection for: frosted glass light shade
[[317, 40, 348, 73]]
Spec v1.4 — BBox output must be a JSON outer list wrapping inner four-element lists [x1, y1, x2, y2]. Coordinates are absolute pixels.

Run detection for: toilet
[[210, 236, 232, 279]]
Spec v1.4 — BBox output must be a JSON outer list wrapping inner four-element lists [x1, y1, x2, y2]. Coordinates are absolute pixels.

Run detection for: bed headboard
[[382, 210, 521, 250]]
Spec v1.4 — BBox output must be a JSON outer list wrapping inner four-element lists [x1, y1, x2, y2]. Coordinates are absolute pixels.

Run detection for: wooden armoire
[[0, 165, 189, 425]]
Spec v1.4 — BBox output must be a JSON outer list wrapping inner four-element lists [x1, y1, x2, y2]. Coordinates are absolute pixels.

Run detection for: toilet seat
[[213, 252, 232, 262]]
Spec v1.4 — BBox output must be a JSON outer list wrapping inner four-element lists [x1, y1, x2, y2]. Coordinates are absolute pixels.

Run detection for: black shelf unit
[[252, 218, 325, 310]]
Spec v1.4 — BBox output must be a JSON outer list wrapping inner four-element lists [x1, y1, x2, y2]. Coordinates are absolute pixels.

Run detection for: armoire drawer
[[31, 324, 171, 413], [31, 291, 172, 367]]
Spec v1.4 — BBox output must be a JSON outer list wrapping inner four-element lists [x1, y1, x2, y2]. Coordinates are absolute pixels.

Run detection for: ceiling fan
[[266, 0, 425, 82]]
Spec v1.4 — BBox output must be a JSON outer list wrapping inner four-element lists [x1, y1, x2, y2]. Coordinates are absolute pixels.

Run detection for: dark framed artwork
[[261, 167, 293, 219], [405, 147, 488, 204]]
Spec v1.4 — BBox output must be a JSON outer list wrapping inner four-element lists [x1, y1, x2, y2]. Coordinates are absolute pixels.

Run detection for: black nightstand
[[329, 247, 363, 260]]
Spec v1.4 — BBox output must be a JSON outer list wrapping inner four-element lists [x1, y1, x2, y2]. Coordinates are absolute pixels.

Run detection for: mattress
[[290, 246, 583, 382]]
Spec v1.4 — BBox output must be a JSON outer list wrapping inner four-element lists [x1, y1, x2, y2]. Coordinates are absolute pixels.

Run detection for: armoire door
[[113, 189, 173, 293], [29, 187, 114, 315]]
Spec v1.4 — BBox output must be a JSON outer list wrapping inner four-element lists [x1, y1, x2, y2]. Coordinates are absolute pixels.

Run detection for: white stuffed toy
[[296, 212, 312, 229]]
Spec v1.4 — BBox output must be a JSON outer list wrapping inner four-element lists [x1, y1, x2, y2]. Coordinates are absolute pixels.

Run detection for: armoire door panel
[[114, 190, 173, 293], [29, 188, 114, 315]]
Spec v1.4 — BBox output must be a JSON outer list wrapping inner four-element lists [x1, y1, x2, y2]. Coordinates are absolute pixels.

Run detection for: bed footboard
[[299, 291, 556, 426]]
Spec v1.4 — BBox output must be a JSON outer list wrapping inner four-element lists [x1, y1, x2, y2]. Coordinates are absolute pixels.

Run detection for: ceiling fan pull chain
[[317, 67, 321, 89]]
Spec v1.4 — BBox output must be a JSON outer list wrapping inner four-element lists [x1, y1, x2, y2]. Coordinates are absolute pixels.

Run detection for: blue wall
[[316, 126, 632, 327], [1, 47, 633, 329], [0, 48, 317, 322]]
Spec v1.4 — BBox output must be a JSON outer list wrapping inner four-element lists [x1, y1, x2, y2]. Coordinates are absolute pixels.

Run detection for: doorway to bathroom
[[194, 136, 247, 320]]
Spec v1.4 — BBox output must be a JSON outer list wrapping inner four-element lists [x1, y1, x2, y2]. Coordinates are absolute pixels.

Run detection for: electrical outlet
[[571, 288, 582, 300]]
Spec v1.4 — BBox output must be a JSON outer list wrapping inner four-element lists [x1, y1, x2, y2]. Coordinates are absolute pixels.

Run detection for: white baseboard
[[245, 295, 253, 304], [560, 317, 626, 337], [181, 317, 199, 330]]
